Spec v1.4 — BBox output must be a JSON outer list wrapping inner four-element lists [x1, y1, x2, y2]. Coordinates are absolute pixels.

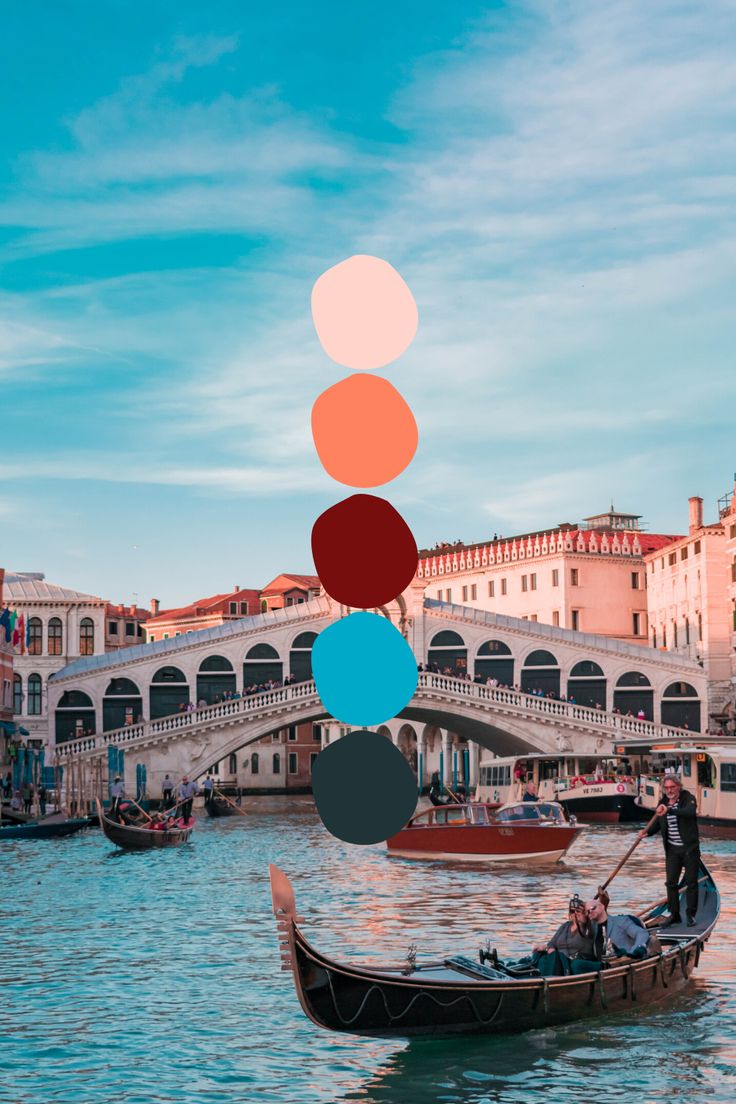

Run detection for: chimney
[[688, 496, 703, 534], [150, 598, 160, 616], [130, 603, 137, 614], [234, 584, 240, 593]]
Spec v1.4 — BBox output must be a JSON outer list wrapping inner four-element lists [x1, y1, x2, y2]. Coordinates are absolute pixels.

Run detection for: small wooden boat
[[0, 817, 92, 841], [96, 799, 194, 850], [270, 861, 719, 1037], [204, 794, 245, 818], [386, 801, 583, 863]]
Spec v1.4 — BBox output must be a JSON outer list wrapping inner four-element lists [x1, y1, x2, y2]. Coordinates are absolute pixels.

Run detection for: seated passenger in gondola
[[586, 896, 661, 959], [532, 894, 604, 976]]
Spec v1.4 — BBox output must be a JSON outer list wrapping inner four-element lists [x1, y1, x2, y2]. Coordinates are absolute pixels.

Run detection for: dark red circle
[[312, 494, 418, 609]]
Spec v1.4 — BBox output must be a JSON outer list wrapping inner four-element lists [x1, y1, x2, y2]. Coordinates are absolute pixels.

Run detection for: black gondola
[[0, 817, 92, 841], [269, 861, 719, 1037], [205, 795, 243, 818], [96, 799, 194, 850]]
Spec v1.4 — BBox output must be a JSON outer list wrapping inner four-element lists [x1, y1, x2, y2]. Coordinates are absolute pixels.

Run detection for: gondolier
[[202, 774, 215, 806], [161, 774, 174, 808], [109, 775, 125, 817], [638, 774, 700, 927], [178, 776, 199, 823]]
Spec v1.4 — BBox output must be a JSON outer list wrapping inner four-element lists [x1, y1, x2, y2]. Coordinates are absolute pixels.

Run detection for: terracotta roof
[[106, 603, 151, 619], [260, 574, 321, 595], [146, 589, 261, 628], [419, 528, 683, 566]]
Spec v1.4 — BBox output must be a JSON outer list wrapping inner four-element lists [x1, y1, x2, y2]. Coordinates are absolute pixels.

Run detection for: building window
[[462, 586, 468, 602], [488, 581, 495, 598], [310, 752, 319, 773], [521, 575, 528, 592], [662, 626, 667, 648], [681, 547, 688, 561], [652, 629, 657, 648], [685, 617, 690, 645], [552, 611, 560, 627], [229, 602, 237, 614], [149, 635, 155, 641], [673, 622, 678, 647], [650, 562, 655, 574], [501, 578, 507, 596], [446, 589, 452, 602], [631, 572, 639, 589], [79, 618, 95, 656], [571, 610, 580, 631], [288, 752, 298, 774], [570, 569, 579, 587], [552, 569, 559, 587], [125, 623, 135, 636], [530, 614, 538, 622], [698, 613, 702, 641], [668, 552, 676, 566], [312, 724, 322, 741], [250, 753, 259, 775], [437, 589, 442, 600], [13, 674, 22, 715], [27, 674, 42, 715], [732, 559, 736, 583], [240, 602, 248, 615], [471, 584, 477, 600], [530, 573, 537, 591], [48, 618, 63, 656], [288, 725, 297, 741], [108, 621, 118, 635], [632, 612, 641, 636], [272, 753, 281, 774], [28, 617, 43, 656], [137, 625, 143, 637]]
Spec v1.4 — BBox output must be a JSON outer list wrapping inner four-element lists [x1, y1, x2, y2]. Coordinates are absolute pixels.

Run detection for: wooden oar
[[123, 794, 154, 823], [596, 811, 660, 898], [213, 787, 248, 816]]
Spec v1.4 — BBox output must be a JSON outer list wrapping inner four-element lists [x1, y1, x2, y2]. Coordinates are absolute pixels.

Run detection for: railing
[[415, 672, 697, 742], [55, 679, 321, 758], [56, 671, 697, 760]]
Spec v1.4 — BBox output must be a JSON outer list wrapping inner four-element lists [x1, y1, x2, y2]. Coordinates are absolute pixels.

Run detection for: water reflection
[[0, 802, 734, 1104]]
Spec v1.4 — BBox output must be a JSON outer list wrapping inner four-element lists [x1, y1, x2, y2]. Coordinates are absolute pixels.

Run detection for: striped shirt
[[666, 804, 684, 846]]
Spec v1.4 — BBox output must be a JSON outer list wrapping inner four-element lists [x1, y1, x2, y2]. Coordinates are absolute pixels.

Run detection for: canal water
[[1, 800, 734, 1104]]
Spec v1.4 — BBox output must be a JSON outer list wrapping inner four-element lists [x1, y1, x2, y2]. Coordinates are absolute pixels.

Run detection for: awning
[[18, 726, 30, 736], [0, 721, 18, 734]]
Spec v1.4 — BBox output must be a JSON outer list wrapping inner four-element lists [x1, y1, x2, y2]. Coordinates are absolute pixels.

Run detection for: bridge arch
[[662, 681, 701, 731], [567, 660, 606, 709], [289, 632, 317, 682], [475, 639, 514, 685], [520, 649, 560, 697], [56, 689, 95, 744], [243, 642, 283, 688], [428, 630, 467, 674], [103, 677, 143, 731], [197, 655, 236, 704], [613, 671, 653, 720], [150, 665, 189, 719]]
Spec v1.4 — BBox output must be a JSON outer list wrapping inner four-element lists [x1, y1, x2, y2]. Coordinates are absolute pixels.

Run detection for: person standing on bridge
[[178, 775, 199, 823]]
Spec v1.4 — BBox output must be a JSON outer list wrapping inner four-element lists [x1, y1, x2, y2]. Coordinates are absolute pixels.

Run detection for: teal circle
[[312, 612, 418, 725]]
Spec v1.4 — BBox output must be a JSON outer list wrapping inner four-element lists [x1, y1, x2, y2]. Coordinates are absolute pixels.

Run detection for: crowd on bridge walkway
[[175, 674, 302, 714]]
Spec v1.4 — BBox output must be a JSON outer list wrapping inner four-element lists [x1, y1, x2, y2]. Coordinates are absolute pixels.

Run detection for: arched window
[[662, 682, 701, 731], [290, 632, 318, 682], [474, 640, 514, 684], [244, 642, 283, 688], [428, 630, 467, 673], [27, 674, 42, 715], [55, 689, 95, 744], [48, 617, 63, 656], [567, 660, 606, 709], [273, 752, 281, 774], [13, 674, 22, 715], [196, 656, 236, 704], [79, 618, 94, 656], [150, 666, 189, 719], [229, 753, 237, 775], [103, 677, 143, 730], [251, 753, 260, 775], [521, 650, 560, 697], [613, 671, 654, 719], [28, 617, 43, 656]]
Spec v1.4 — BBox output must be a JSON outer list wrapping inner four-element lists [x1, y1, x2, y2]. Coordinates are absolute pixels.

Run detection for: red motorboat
[[386, 801, 583, 863]]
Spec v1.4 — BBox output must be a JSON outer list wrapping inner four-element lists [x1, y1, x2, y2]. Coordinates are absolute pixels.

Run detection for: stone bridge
[[48, 585, 707, 788]]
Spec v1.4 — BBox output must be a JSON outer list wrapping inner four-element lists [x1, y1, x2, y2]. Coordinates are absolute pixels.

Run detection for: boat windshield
[[495, 802, 565, 825]]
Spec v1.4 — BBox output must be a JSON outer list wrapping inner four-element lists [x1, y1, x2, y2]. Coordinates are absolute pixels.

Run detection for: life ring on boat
[[616, 783, 625, 793]]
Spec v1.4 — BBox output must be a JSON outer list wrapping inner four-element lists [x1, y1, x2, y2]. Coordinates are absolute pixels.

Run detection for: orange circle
[[311, 255, 418, 370], [311, 374, 418, 487]]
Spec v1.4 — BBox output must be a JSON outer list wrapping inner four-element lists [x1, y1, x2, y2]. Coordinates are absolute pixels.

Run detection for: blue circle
[[312, 612, 418, 725]]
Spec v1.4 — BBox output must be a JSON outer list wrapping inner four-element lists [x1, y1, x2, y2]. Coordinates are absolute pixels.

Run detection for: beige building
[[644, 495, 731, 728], [418, 508, 679, 644]]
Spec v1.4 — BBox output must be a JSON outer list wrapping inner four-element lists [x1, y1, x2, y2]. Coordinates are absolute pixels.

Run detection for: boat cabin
[[407, 801, 567, 829], [476, 752, 641, 804]]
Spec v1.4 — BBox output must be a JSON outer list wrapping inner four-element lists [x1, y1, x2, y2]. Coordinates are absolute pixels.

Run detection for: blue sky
[[1, 0, 735, 607]]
